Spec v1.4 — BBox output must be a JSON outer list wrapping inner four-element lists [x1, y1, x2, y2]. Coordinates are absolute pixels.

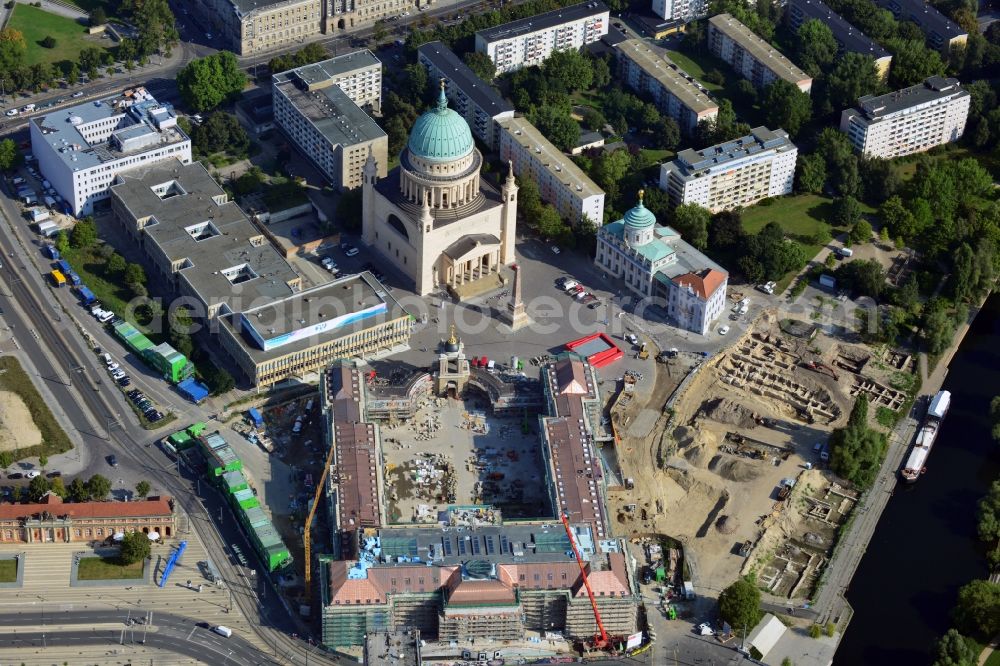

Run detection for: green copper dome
[[623, 191, 656, 229], [407, 84, 475, 162]]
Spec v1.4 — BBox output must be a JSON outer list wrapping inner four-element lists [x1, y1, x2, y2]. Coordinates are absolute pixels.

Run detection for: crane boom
[[561, 513, 609, 646], [304, 435, 338, 601]]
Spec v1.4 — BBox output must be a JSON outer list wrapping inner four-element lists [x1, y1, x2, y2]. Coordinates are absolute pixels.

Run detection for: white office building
[[475, 1, 609, 75], [839, 76, 970, 158], [660, 127, 797, 212], [417, 41, 515, 150], [29, 87, 191, 217], [651, 0, 707, 24], [498, 116, 605, 227], [708, 14, 812, 93], [615, 39, 719, 134], [272, 51, 388, 190], [595, 192, 728, 336]]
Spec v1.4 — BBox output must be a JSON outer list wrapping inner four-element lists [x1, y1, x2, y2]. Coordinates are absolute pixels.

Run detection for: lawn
[[59, 244, 141, 332], [742, 193, 839, 255], [0, 559, 17, 583], [7, 5, 109, 68], [666, 48, 765, 126], [77, 556, 144, 580], [0, 356, 74, 462]]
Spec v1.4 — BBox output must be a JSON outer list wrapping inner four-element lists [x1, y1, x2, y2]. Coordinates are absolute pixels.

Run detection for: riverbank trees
[[829, 396, 888, 489]]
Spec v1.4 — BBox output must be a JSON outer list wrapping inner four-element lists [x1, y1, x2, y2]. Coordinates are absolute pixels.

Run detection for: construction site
[[607, 312, 916, 613]]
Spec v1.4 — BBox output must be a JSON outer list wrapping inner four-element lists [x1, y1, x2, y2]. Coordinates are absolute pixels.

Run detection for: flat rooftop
[[709, 14, 811, 86], [31, 88, 187, 171], [272, 50, 380, 90], [498, 117, 604, 199], [274, 83, 385, 148], [615, 39, 720, 115], [110, 161, 299, 305], [673, 126, 795, 176], [788, 0, 891, 59], [855, 76, 967, 119], [874, 0, 965, 40], [417, 41, 513, 117], [221, 272, 411, 360], [477, 0, 608, 42]]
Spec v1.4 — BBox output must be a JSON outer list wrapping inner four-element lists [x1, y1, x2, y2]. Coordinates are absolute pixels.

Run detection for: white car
[[25, 470, 40, 479], [718, 325, 730, 335], [71, 91, 84, 98], [760, 281, 776, 295], [107, 362, 120, 372], [625, 333, 639, 345], [550, 246, 561, 255], [697, 623, 715, 636], [4, 109, 17, 117], [344, 247, 359, 257]]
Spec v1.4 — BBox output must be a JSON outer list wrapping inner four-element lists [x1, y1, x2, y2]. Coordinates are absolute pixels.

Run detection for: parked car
[[71, 91, 84, 98], [46, 470, 61, 478], [344, 246, 359, 257], [107, 455, 118, 466], [718, 325, 730, 335], [759, 281, 776, 295], [7, 472, 23, 479], [625, 333, 639, 345], [4, 109, 18, 117], [550, 246, 561, 254], [25, 470, 40, 479]]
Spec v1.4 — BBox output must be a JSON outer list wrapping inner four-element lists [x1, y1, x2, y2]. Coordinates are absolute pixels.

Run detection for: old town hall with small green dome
[[361, 83, 518, 297]]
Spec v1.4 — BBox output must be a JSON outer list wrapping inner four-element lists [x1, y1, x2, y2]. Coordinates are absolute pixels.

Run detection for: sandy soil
[[0, 390, 42, 452]]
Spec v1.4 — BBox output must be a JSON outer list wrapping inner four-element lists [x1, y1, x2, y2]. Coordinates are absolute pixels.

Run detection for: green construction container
[[231, 488, 259, 510], [241, 505, 270, 530], [221, 470, 249, 495], [187, 422, 207, 437], [144, 342, 195, 384], [168, 430, 192, 447], [263, 543, 292, 571], [200, 432, 242, 476], [113, 321, 154, 355]]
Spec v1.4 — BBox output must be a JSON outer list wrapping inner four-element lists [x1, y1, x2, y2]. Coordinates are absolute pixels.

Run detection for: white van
[[21, 104, 35, 113], [292, 416, 303, 434], [305, 398, 314, 411], [212, 625, 232, 638], [837, 247, 853, 258]]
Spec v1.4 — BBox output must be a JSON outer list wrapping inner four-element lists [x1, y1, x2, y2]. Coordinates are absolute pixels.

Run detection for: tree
[[933, 629, 977, 666], [796, 19, 837, 76], [135, 480, 151, 499], [835, 258, 886, 299], [794, 152, 825, 194], [124, 263, 146, 292], [90, 5, 107, 25], [652, 116, 680, 151], [922, 298, 957, 355], [591, 56, 611, 89], [763, 80, 811, 137], [0, 27, 27, 75], [517, 176, 542, 221], [86, 474, 111, 500], [372, 19, 388, 45], [530, 104, 580, 152], [38, 454, 47, 468], [859, 157, 900, 204], [978, 480, 1000, 543], [542, 49, 593, 94], [886, 39, 946, 88], [950, 243, 975, 302], [822, 53, 882, 114], [829, 395, 887, 488], [590, 149, 632, 202], [0, 451, 11, 469], [0, 138, 20, 171], [70, 217, 98, 248], [27, 475, 51, 502], [673, 204, 710, 250], [68, 477, 88, 502], [581, 107, 607, 132], [717, 576, 762, 634], [534, 205, 571, 245], [463, 51, 496, 82], [193, 112, 249, 156], [736, 79, 758, 103], [122, 0, 178, 56], [850, 219, 873, 244], [176, 51, 247, 112], [107, 252, 127, 275], [40, 35, 57, 49], [953, 579, 1000, 638], [748, 223, 808, 280], [879, 196, 918, 240], [64, 61, 79, 86], [710, 210, 746, 251], [835, 196, 864, 229], [203, 363, 235, 395], [49, 477, 67, 498], [119, 530, 151, 564]]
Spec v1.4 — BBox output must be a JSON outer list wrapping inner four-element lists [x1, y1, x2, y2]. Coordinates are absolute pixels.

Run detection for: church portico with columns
[[362, 83, 519, 297]]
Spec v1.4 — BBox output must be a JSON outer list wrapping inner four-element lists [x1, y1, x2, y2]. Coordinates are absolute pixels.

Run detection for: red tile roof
[[327, 364, 382, 529], [672, 268, 727, 300], [447, 579, 516, 605], [0, 495, 173, 521]]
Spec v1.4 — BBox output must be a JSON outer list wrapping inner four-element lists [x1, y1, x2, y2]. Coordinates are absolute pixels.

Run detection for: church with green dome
[[594, 191, 729, 335], [361, 84, 519, 297]]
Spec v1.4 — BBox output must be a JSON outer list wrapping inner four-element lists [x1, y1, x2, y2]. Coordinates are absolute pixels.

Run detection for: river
[[834, 294, 1000, 664]]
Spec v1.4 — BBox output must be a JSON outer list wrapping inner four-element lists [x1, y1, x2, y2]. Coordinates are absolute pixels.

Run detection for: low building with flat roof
[[615, 39, 719, 133], [273, 51, 387, 190], [417, 41, 515, 150], [708, 14, 812, 93], [498, 116, 605, 226], [475, 1, 610, 74], [660, 126, 798, 211], [786, 0, 892, 81], [30, 86, 191, 216], [110, 160, 413, 388], [0, 493, 175, 543], [874, 0, 966, 53], [839, 76, 970, 158]]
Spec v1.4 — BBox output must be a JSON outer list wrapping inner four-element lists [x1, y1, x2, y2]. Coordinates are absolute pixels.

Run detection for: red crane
[[560, 512, 612, 651]]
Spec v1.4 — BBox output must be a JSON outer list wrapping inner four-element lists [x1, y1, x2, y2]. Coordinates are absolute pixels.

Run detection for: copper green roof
[[623, 192, 656, 230], [407, 85, 475, 162]]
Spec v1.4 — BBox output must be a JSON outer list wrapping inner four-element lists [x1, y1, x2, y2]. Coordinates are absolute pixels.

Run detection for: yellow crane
[[303, 438, 338, 602]]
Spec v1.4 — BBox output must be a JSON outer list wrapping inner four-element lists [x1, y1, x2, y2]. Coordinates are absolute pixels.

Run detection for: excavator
[[804, 360, 839, 381], [560, 513, 625, 655]]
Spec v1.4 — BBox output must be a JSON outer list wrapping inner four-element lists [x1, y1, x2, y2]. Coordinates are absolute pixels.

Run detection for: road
[[1, 606, 270, 664]]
